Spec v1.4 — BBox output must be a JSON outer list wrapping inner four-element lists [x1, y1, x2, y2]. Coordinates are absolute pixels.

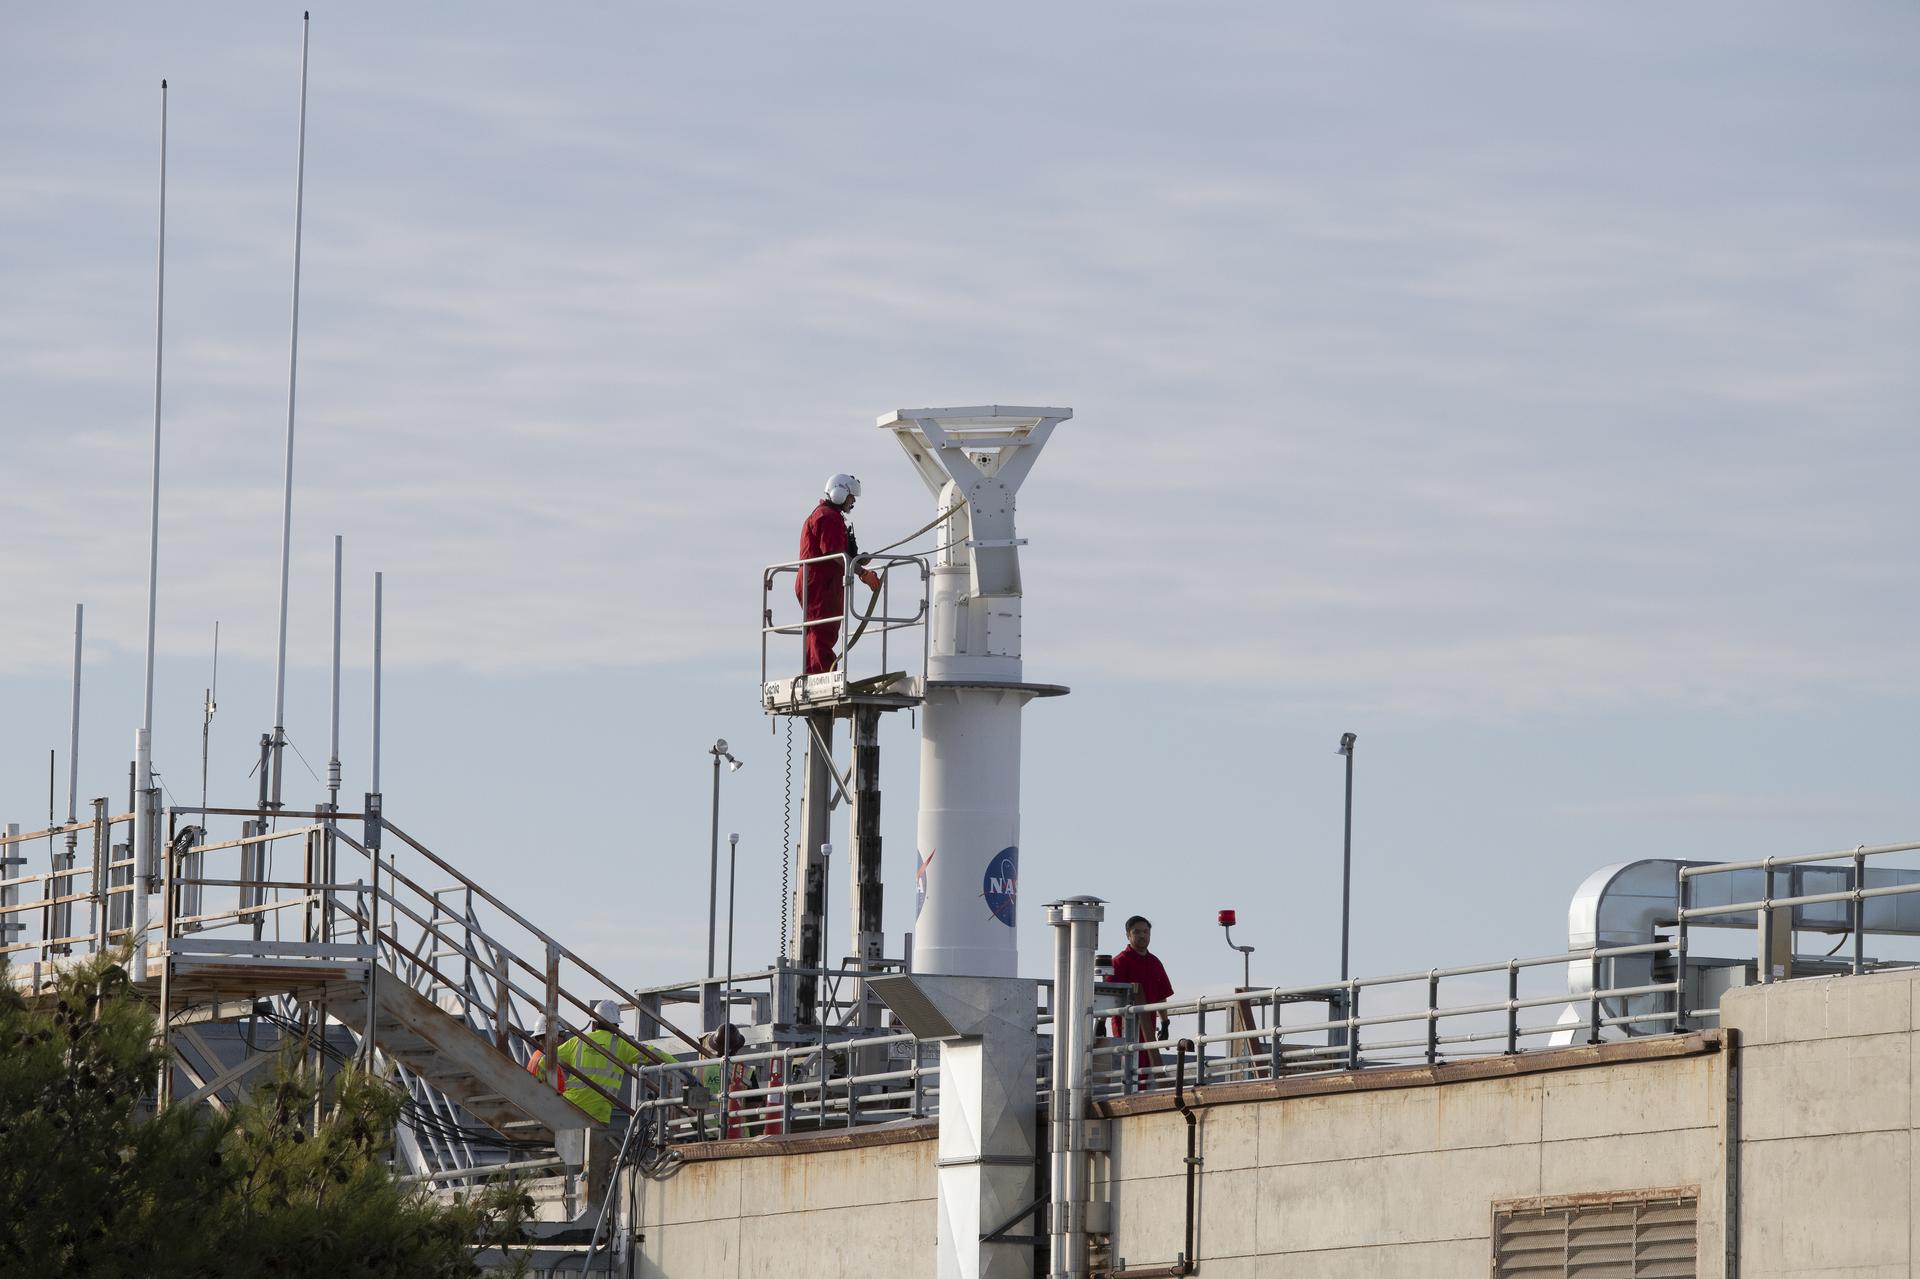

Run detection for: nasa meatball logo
[[915, 849, 935, 918], [981, 847, 1017, 927]]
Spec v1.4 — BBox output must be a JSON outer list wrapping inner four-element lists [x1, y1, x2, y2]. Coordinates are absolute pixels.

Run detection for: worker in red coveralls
[[797, 473, 881, 675], [1110, 914, 1174, 1079]]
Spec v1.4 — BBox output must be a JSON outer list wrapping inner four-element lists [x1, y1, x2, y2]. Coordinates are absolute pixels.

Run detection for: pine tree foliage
[[0, 952, 532, 1277]]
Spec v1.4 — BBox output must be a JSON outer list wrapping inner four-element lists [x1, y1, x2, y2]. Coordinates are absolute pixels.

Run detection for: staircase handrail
[[374, 819, 702, 1059]]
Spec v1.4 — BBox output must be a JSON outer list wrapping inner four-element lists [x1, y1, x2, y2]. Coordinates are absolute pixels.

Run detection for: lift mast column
[[881, 407, 1070, 979]]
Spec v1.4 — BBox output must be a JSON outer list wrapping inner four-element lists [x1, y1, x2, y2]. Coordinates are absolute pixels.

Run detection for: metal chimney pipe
[[1046, 896, 1104, 1279], [1047, 903, 1075, 1278]]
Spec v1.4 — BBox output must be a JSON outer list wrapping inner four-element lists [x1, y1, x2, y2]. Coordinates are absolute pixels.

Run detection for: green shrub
[[0, 953, 530, 1278]]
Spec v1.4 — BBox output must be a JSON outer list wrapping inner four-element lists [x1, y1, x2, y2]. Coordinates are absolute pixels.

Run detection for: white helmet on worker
[[824, 473, 862, 506], [592, 998, 622, 1024]]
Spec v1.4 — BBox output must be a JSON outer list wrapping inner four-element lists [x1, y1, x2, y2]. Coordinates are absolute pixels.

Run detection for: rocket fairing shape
[[880, 407, 1071, 978]]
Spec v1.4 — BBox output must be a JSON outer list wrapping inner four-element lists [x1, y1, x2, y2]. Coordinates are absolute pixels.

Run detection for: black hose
[[1098, 1039, 1200, 1279]]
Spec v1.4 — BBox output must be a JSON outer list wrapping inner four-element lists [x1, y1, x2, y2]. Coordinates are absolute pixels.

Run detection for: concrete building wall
[[619, 968, 1920, 1277], [1097, 1038, 1732, 1279], [1721, 967, 1919, 1278], [630, 1126, 937, 1278]]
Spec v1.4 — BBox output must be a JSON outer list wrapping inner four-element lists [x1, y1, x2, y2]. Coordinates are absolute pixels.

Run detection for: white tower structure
[[881, 406, 1070, 978]]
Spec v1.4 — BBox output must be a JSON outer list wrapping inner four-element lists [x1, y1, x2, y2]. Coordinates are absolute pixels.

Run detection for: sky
[[2, 4, 1917, 1019]]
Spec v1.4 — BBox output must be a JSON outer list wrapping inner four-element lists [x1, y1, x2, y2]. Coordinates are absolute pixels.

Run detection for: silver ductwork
[[1567, 857, 1920, 1036]]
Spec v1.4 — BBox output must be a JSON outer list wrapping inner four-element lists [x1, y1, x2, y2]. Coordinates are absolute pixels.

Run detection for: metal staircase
[[2, 803, 699, 1185]]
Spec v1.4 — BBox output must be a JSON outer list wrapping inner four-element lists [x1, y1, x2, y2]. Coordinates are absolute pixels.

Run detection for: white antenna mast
[[200, 621, 219, 827], [132, 79, 169, 982], [268, 11, 312, 812], [327, 534, 342, 811], [65, 604, 83, 853], [370, 571, 383, 795]]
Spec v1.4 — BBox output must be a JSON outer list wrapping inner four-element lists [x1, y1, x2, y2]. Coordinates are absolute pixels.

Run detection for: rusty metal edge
[[1092, 1030, 1725, 1119], [1492, 1183, 1701, 1215], [672, 1115, 939, 1162]]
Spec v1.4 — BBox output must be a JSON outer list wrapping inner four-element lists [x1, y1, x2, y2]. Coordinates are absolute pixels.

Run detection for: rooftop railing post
[[1674, 869, 1692, 1032], [90, 799, 108, 950], [1346, 982, 1361, 1071], [1426, 971, 1440, 1065], [781, 1048, 795, 1133], [155, 821, 174, 1109], [1268, 992, 1281, 1078], [38, 846, 54, 964], [1588, 953, 1603, 1043], [1853, 845, 1867, 976], [1196, 1002, 1207, 1087], [1506, 961, 1520, 1054]]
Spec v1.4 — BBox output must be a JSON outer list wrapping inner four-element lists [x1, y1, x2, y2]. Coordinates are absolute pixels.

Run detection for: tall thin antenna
[[370, 572, 383, 794], [327, 534, 342, 811], [201, 622, 219, 830], [132, 78, 169, 982], [269, 11, 313, 811], [65, 604, 83, 844]]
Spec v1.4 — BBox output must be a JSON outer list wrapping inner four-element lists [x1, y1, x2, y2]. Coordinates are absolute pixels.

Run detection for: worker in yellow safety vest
[[556, 999, 672, 1124]]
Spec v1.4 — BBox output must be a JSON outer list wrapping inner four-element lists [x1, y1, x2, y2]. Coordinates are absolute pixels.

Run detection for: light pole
[[707, 739, 743, 979], [1337, 732, 1356, 981], [724, 832, 741, 1022]]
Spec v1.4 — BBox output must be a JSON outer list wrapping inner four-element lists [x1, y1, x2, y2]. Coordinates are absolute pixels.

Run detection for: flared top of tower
[[878, 406, 1070, 601]]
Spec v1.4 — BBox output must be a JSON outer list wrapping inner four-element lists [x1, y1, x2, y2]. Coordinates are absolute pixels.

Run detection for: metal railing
[[27, 805, 1918, 1156], [760, 551, 929, 695], [1092, 939, 1686, 1095], [0, 802, 139, 974], [148, 806, 708, 1152], [1676, 839, 1920, 1013], [623, 1027, 940, 1143]]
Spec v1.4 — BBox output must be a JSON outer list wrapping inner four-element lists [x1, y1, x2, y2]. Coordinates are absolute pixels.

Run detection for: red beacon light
[[1218, 909, 1254, 988]]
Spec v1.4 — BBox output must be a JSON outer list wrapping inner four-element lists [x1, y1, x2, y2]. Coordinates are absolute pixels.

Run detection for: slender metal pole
[[200, 622, 218, 839], [361, 573, 383, 1067], [132, 79, 169, 984], [724, 832, 739, 1018], [269, 12, 313, 811], [65, 604, 83, 884], [1338, 732, 1356, 982], [707, 747, 721, 978], [327, 534, 342, 810], [370, 572, 383, 793]]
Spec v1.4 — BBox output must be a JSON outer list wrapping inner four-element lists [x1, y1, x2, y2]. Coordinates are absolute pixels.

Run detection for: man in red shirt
[[797, 473, 881, 675], [1110, 914, 1174, 1075]]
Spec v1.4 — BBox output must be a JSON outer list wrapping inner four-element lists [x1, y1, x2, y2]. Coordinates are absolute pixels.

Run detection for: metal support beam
[[848, 705, 887, 1080], [850, 705, 885, 981], [792, 711, 834, 1025]]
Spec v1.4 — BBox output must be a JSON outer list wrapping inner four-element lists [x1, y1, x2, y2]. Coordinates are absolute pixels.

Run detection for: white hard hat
[[824, 473, 862, 505], [592, 998, 622, 1023]]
